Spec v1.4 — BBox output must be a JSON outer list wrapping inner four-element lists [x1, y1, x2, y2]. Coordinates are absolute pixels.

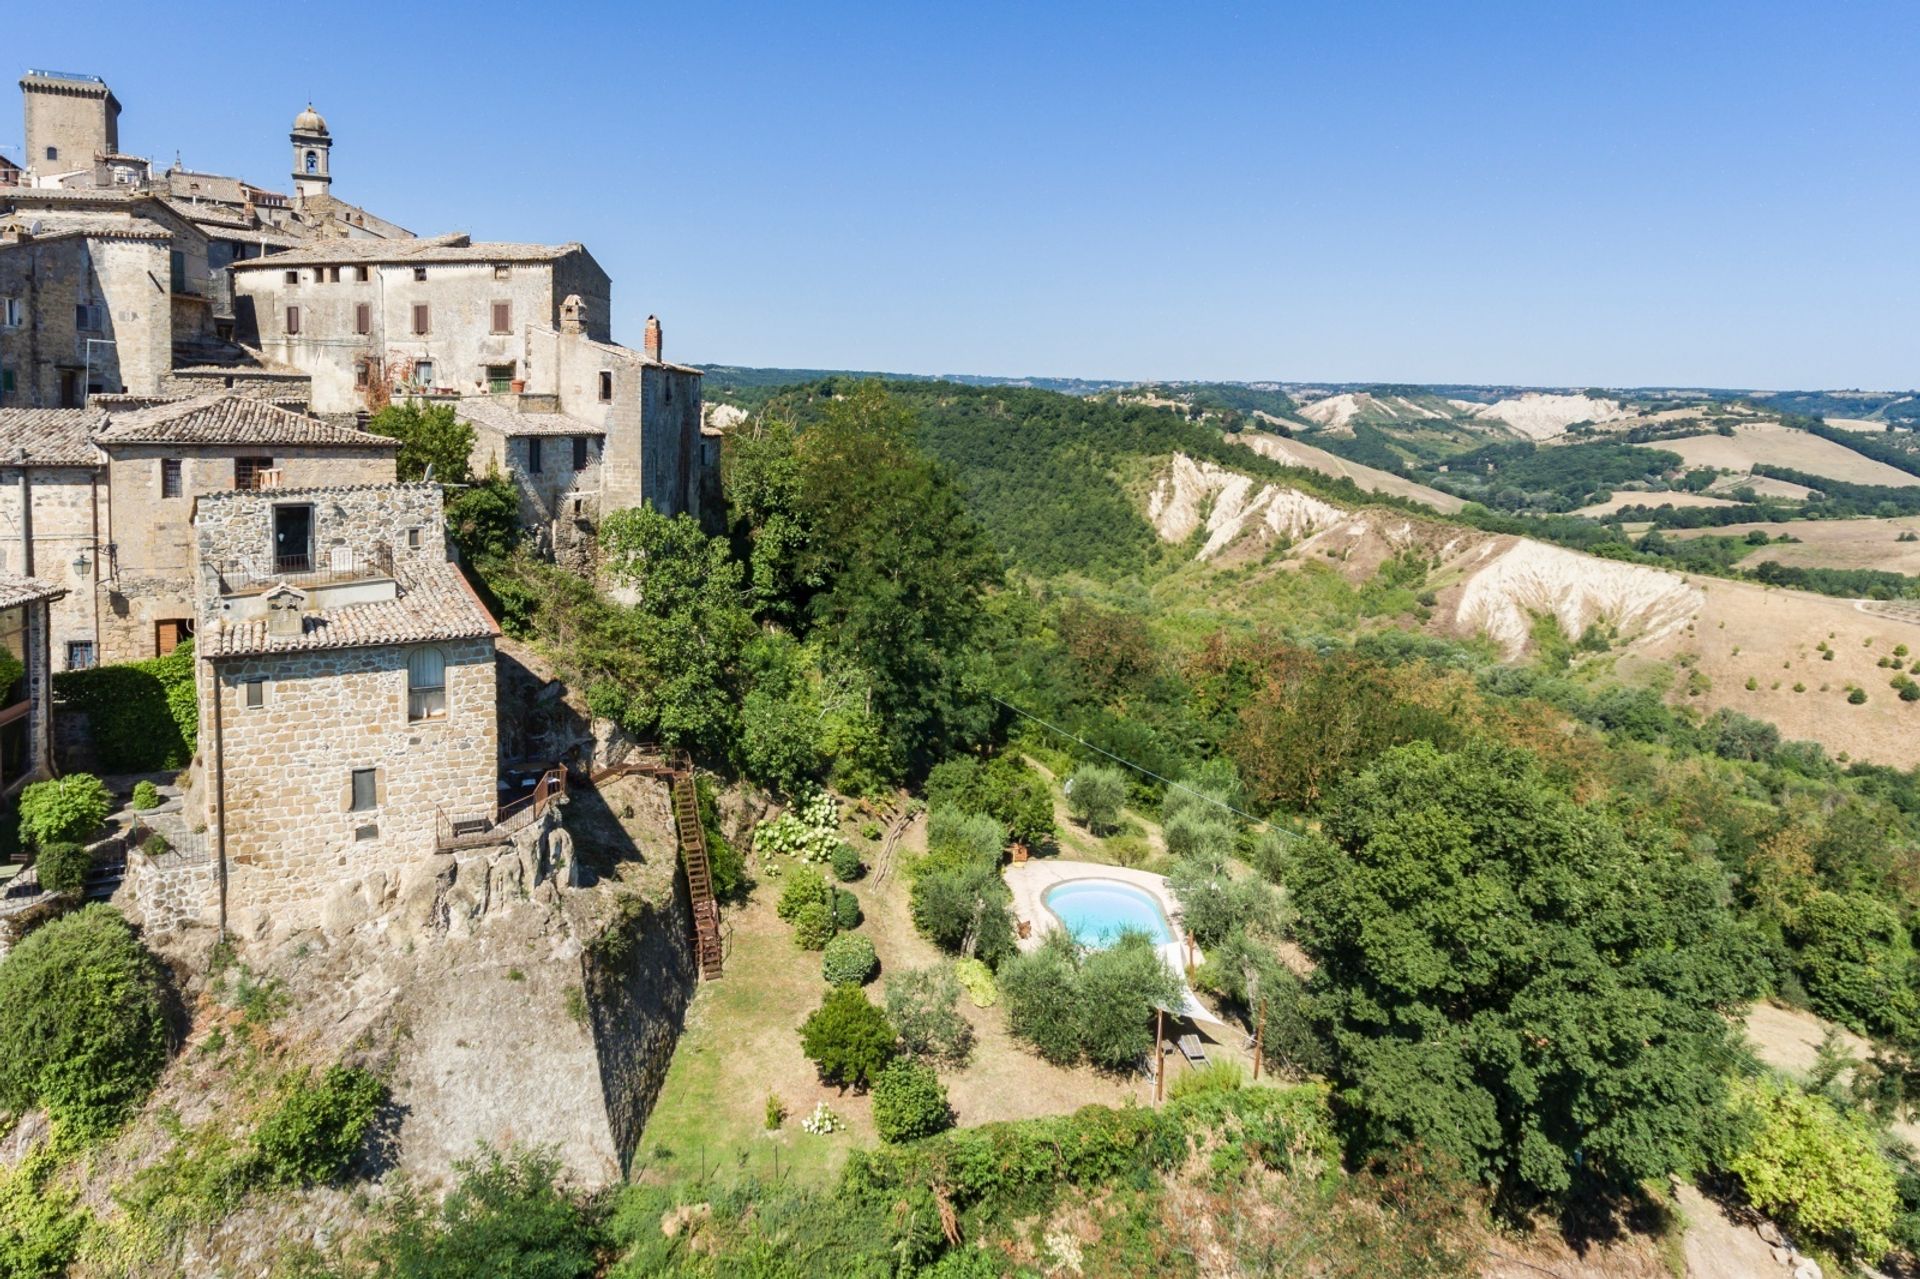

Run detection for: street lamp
[[70, 549, 90, 578]]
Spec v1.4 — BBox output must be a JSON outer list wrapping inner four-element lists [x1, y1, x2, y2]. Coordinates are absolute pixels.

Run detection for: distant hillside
[[697, 364, 1130, 410]]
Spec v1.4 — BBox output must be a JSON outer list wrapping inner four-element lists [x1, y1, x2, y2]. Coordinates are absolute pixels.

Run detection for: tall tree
[[791, 382, 1001, 772], [367, 400, 476, 483], [1288, 740, 1761, 1205]]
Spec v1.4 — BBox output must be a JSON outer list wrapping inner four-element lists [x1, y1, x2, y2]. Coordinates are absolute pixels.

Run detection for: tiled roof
[[0, 187, 136, 204], [576, 334, 704, 377], [96, 395, 399, 448], [0, 571, 68, 609], [0, 211, 170, 243], [0, 408, 105, 465], [454, 398, 603, 438], [231, 232, 580, 269], [205, 561, 498, 657]]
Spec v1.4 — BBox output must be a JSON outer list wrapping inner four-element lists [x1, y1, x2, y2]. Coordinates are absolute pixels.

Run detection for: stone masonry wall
[[100, 444, 396, 664], [208, 635, 497, 932], [192, 482, 447, 608], [0, 464, 100, 668], [0, 233, 169, 406]]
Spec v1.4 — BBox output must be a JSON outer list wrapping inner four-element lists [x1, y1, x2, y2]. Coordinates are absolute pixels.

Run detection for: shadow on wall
[[568, 781, 698, 1179]]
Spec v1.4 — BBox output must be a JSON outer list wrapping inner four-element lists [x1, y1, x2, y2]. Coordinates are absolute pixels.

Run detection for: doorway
[[155, 618, 194, 655], [273, 504, 313, 574], [58, 369, 80, 407]]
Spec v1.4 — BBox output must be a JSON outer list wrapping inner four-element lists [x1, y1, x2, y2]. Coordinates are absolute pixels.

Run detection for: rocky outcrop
[[1147, 453, 1347, 559]]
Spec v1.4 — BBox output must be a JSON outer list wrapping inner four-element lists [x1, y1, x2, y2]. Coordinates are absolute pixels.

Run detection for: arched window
[[305, 150, 318, 174], [407, 647, 446, 720]]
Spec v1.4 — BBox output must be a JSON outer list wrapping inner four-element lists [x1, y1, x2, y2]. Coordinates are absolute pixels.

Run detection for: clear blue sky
[[11, 1, 1917, 388]]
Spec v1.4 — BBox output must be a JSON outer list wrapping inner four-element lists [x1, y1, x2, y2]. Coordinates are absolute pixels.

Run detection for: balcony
[[207, 544, 395, 597]]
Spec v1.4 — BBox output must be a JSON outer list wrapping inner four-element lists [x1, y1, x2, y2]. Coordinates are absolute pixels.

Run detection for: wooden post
[[1154, 1007, 1165, 1103], [1252, 998, 1266, 1081]]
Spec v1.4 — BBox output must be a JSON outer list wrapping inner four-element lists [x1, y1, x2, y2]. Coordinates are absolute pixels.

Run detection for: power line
[[986, 693, 1274, 831]]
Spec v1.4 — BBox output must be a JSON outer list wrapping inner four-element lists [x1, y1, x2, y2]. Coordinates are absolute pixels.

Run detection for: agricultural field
[[1233, 429, 1466, 512], [1668, 515, 1920, 575], [1662, 422, 1920, 488], [1574, 490, 1745, 517]]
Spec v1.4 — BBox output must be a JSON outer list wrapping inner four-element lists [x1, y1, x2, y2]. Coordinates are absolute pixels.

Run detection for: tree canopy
[[1288, 740, 1762, 1204]]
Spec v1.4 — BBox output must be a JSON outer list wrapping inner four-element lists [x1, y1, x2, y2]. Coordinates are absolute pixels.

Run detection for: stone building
[[0, 209, 177, 404], [92, 395, 399, 663], [0, 571, 65, 795], [193, 482, 499, 929], [0, 407, 104, 668], [230, 238, 709, 527], [19, 70, 120, 186]]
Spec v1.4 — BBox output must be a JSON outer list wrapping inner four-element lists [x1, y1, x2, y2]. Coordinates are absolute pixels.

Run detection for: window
[[491, 301, 511, 333], [355, 266, 369, 282], [329, 266, 341, 283], [234, 456, 275, 490], [284, 269, 298, 284], [244, 679, 265, 708], [572, 436, 589, 470], [285, 305, 301, 335], [161, 458, 182, 498], [486, 363, 514, 393], [413, 267, 427, 282], [354, 302, 370, 334], [74, 304, 101, 331], [598, 371, 613, 402], [526, 438, 543, 474], [44, 145, 56, 162], [412, 303, 429, 335], [350, 768, 378, 812], [1, 368, 13, 399], [406, 527, 422, 550], [407, 647, 446, 721], [354, 360, 370, 389], [1, 298, 21, 328], [305, 150, 318, 174], [412, 358, 434, 386], [493, 264, 510, 280], [66, 641, 94, 671]]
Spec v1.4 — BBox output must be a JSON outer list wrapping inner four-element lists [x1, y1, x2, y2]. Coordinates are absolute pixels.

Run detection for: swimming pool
[[1043, 878, 1176, 948]]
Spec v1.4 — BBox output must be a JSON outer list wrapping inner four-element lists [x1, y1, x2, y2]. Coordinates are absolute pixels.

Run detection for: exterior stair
[[592, 745, 724, 979]]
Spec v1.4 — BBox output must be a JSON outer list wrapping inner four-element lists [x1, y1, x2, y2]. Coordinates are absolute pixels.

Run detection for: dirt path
[[1743, 1001, 1920, 1149], [1674, 1181, 1781, 1279]]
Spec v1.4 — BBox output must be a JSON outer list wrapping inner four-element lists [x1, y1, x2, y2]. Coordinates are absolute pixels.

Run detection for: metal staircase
[[593, 746, 723, 979]]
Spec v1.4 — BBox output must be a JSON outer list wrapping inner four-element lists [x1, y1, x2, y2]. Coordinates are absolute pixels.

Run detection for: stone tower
[[291, 103, 331, 203], [20, 69, 120, 176]]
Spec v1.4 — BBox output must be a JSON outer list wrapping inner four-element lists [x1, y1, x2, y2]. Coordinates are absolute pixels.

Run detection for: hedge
[[51, 640, 197, 772]]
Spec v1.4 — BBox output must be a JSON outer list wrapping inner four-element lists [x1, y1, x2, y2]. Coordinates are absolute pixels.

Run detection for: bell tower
[[290, 103, 331, 203]]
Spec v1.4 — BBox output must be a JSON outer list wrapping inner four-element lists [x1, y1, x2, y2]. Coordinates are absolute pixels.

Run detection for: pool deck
[[1005, 858, 1204, 972]]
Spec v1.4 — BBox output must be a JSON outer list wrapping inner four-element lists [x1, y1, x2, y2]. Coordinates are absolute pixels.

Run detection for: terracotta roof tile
[[97, 395, 398, 448], [453, 398, 603, 438], [0, 571, 68, 609], [231, 232, 580, 269], [0, 408, 105, 465], [206, 561, 497, 657]]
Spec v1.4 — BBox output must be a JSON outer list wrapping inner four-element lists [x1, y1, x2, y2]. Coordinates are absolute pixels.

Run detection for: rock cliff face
[[125, 771, 695, 1193]]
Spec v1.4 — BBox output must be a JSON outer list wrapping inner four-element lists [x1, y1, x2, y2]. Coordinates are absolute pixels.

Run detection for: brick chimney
[[643, 315, 662, 362]]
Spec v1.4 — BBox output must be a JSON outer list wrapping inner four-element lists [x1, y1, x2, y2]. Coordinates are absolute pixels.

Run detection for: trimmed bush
[[871, 1060, 952, 1143], [776, 866, 832, 922], [830, 842, 863, 882], [50, 641, 197, 772], [254, 1064, 387, 1186], [799, 985, 898, 1089], [16, 773, 111, 850], [792, 901, 836, 951], [130, 780, 163, 811], [832, 888, 862, 930], [953, 958, 997, 1008], [885, 964, 974, 1065], [33, 841, 91, 894], [823, 932, 879, 986], [0, 905, 168, 1137]]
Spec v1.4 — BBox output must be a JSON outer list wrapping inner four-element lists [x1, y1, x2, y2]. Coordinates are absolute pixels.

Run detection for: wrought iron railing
[[209, 543, 394, 595], [434, 766, 568, 852]]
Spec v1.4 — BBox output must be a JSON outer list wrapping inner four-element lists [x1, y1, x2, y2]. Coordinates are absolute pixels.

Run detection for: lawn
[[636, 804, 1150, 1190]]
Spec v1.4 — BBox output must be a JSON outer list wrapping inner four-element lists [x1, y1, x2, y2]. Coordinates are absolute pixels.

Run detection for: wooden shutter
[[355, 302, 370, 334], [413, 303, 429, 334], [286, 305, 300, 334], [492, 301, 510, 333]]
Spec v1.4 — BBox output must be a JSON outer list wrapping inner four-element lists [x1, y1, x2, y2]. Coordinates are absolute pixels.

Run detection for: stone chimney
[[643, 315, 662, 362], [263, 583, 308, 638], [559, 294, 586, 334]]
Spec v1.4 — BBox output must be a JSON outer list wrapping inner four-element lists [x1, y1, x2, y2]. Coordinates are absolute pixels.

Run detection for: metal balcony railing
[[208, 543, 394, 595]]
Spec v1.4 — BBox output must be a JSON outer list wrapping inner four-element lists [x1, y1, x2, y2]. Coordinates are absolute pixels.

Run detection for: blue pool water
[[1044, 879, 1175, 948]]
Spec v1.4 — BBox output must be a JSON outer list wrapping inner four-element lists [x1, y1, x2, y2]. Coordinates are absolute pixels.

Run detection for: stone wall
[[100, 443, 395, 664], [192, 481, 447, 606], [122, 833, 219, 932], [231, 250, 611, 415], [552, 327, 705, 520], [581, 866, 696, 1178], [0, 233, 171, 405], [207, 634, 497, 932], [0, 464, 101, 668]]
